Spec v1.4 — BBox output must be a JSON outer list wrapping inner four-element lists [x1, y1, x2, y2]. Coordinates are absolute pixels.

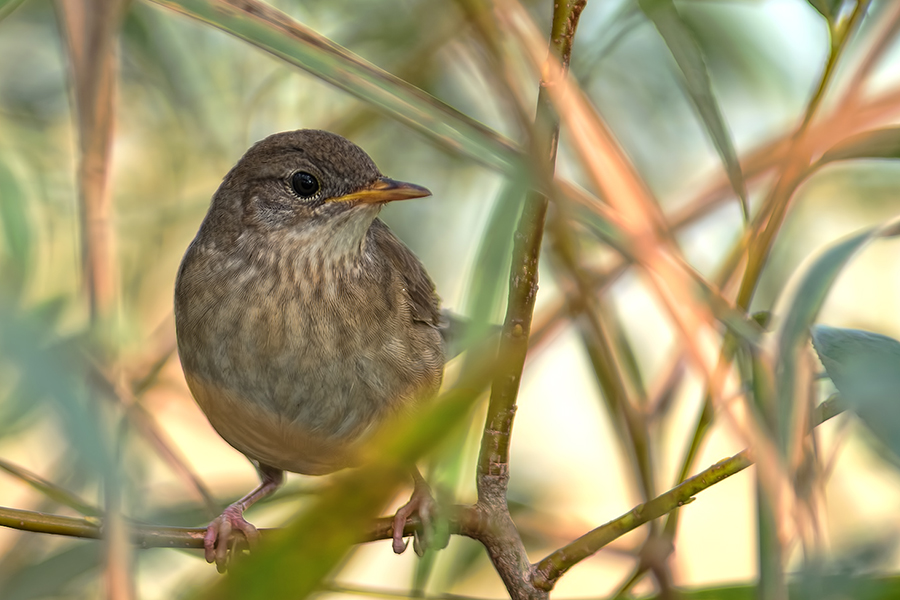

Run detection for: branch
[[530, 395, 844, 591], [470, 2, 586, 598], [0, 397, 845, 590], [533, 450, 752, 590], [0, 504, 483, 549]]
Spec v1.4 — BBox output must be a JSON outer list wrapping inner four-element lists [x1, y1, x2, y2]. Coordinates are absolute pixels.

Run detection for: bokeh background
[[2, 0, 900, 598]]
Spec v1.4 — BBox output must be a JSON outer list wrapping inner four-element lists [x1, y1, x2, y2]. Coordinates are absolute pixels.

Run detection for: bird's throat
[[287, 203, 381, 274]]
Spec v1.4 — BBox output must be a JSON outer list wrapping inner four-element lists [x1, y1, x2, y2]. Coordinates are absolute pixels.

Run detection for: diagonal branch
[[531, 396, 844, 591], [0, 395, 844, 584]]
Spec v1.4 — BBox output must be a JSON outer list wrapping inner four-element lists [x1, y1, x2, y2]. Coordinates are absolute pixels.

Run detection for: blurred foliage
[[3, 0, 900, 598]]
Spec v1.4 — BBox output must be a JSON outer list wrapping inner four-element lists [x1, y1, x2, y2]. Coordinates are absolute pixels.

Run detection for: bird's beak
[[330, 177, 431, 204]]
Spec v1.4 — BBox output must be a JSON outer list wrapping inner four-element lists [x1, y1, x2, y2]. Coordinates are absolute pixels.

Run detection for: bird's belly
[[184, 370, 363, 475], [177, 283, 442, 475]]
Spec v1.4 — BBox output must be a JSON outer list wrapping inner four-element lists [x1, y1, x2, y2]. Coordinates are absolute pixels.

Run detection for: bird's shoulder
[[368, 218, 441, 328]]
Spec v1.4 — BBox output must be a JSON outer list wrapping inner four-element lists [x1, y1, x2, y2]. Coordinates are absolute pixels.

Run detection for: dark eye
[[290, 171, 320, 198]]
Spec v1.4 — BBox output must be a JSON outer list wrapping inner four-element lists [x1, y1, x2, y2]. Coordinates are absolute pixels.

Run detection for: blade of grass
[[498, 0, 724, 389], [814, 126, 900, 166], [0, 458, 100, 518], [0, 0, 25, 22], [0, 158, 32, 293], [774, 218, 900, 456], [55, 0, 126, 321], [637, 0, 748, 221], [146, 0, 521, 174]]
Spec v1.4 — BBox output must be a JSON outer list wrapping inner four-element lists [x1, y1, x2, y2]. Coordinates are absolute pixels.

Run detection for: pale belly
[[176, 265, 443, 475]]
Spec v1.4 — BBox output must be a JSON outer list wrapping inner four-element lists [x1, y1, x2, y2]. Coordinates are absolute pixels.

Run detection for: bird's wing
[[439, 310, 502, 361], [369, 219, 442, 328]]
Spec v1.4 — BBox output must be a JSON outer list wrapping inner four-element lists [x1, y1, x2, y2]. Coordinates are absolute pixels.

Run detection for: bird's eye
[[290, 171, 320, 198]]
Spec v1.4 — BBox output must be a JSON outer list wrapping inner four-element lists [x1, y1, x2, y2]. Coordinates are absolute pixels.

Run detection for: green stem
[[531, 396, 842, 591], [735, 0, 870, 310]]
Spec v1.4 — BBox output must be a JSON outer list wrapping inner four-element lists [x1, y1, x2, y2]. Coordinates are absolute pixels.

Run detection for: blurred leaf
[[122, 4, 228, 149], [651, 574, 900, 599], [2, 541, 100, 600], [197, 377, 489, 599], [0, 158, 32, 290], [573, 195, 763, 345], [56, 0, 127, 318], [677, 584, 752, 600], [638, 0, 748, 220], [463, 174, 527, 328], [812, 325, 900, 460], [774, 223, 899, 450], [149, 0, 521, 174], [815, 127, 900, 167], [426, 536, 486, 591], [794, 544, 900, 600], [807, 0, 845, 23], [0, 0, 26, 22], [0, 380, 40, 438], [0, 302, 113, 479], [0, 458, 100, 517]]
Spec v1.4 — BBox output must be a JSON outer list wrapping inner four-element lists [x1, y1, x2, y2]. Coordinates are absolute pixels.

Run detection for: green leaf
[[195, 379, 489, 599], [0, 458, 101, 517], [812, 325, 900, 460], [637, 0, 748, 220], [807, 0, 845, 22], [774, 219, 900, 452], [148, 0, 521, 174], [0, 302, 113, 480], [0, 0, 27, 22], [650, 574, 900, 599], [0, 158, 33, 290], [0, 541, 100, 600], [815, 127, 900, 167], [463, 173, 526, 328]]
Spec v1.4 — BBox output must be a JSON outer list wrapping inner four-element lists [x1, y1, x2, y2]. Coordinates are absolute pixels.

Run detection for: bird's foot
[[392, 476, 448, 556], [205, 502, 259, 573]]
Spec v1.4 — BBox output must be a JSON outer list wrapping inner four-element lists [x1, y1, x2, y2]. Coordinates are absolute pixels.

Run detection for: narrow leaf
[[775, 219, 900, 451], [638, 0, 749, 220], [816, 127, 900, 166], [812, 325, 900, 460], [0, 0, 26, 23], [2, 542, 101, 600], [148, 0, 521, 174], [0, 458, 100, 517], [56, 0, 127, 319], [197, 374, 493, 599], [0, 159, 32, 290], [807, 0, 844, 22]]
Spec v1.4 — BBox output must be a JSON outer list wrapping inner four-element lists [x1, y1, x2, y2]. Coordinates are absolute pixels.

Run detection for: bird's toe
[[204, 503, 258, 573]]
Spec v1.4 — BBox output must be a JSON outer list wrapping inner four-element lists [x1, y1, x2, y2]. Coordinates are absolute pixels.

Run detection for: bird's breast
[[174, 239, 443, 474]]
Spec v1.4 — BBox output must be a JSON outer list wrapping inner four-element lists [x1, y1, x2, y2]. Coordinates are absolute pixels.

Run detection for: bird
[[174, 129, 445, 572]]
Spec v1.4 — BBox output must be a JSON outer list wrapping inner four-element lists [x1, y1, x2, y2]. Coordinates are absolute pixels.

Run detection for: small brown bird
[[174, 129, 444, 571]]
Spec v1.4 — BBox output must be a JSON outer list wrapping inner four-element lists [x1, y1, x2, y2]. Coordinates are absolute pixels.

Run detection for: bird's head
[[206, 129, 430, 247]]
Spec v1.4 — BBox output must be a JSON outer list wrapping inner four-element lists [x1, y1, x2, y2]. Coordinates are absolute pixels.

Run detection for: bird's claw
[[205, 503, 258, 573], [392, 479, 448, 556]]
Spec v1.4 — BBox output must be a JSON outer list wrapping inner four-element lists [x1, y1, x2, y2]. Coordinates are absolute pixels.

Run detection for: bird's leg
[[205, 464, 284, 572], [392, 467, 446, 556]]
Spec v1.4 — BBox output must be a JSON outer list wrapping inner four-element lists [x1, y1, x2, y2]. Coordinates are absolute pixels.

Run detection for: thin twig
[[0, 504, 480, 549], [0, 397, 845, 585], [472, 1, 586, 598], [530, 396, 843, 591]]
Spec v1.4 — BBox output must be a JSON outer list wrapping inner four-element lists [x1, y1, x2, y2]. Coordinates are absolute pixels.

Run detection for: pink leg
[[205, 464, 283, 572], [392, 468, 442, 556]]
